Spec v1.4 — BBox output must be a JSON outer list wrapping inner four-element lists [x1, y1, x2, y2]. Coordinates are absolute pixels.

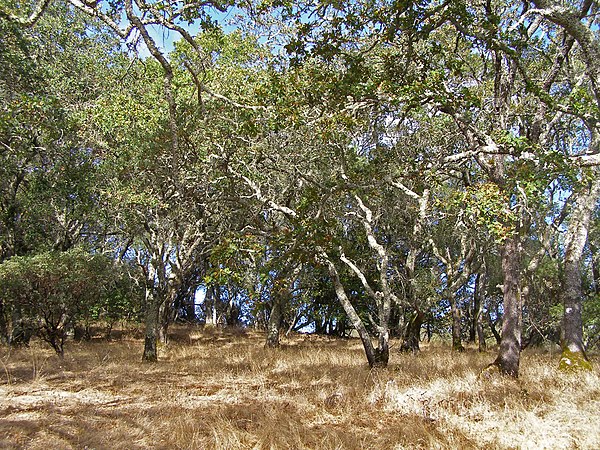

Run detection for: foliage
[[0, 248, 140, 355], [1, 0, 600, 374]]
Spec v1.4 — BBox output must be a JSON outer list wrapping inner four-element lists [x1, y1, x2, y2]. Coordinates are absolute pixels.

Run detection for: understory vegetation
[[0, 326, 599, 449]]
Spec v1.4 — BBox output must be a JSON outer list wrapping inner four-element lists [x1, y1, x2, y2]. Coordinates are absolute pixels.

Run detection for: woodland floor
[[0, 326, 599, 450]]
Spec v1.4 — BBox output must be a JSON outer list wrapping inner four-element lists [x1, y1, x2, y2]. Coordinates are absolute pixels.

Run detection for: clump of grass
[[0, 327, 598, 449]]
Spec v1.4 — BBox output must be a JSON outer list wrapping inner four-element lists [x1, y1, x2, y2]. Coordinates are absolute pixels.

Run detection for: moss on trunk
[[558, 347, 592, 372]]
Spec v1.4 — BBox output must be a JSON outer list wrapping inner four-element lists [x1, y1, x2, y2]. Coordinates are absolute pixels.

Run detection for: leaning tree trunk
[[325, 258, 387, 367], [559, 176, 600, 371], [493, 235, 522, 377], [486, 309, 502, 345]]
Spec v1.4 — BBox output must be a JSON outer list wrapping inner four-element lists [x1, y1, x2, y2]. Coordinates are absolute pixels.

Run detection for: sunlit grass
[[0, 326, 598, 449]]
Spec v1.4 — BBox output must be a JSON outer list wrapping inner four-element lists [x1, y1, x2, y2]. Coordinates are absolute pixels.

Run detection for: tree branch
[[0, 0, 51, 27]]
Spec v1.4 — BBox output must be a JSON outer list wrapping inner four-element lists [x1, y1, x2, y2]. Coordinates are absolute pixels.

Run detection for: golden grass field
[[0, 326, 599, 449]]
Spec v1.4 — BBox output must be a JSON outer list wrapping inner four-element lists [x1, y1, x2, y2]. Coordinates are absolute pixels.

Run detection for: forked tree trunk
[[400, 309, 424, 353], [486, 309, 502, 345], [429, 238, 477, 353], [559, 176, 600, 371], [493, 235, 522, 377], [325, 258, 388, 368]]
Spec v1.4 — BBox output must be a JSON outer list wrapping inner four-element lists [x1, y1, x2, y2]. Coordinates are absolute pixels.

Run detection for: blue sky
[[132, 6, 245, 58]]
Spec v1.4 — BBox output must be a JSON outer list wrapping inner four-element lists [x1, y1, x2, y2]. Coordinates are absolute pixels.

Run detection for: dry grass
[[0, 327, 598, 449]]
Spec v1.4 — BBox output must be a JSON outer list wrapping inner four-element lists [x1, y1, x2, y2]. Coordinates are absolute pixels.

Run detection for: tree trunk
[[591, 243, 600, 294], [474, 272, 487, 352], [376, 278, 392, 366], [0, 301, 9, 345], [389, 303, 403, 338], [325, 258, 386, 367], [493, 235, 522, 377], [142, 291, 160, 362], [10, 308, 33, 347], [158, 296, 172, 345], [46, 329, 65, 359], [73, 324, 91, 342], [204, 285, 219, 326], [185, 295, 196, 322], [450, 295, 465, 351], [400, 309, 424, 353], [265, 293, 284, 348], [486, 309, 502, 345], [376, 330, 390, 367], [468, 303, 476, 344], [559, 176, 600, 371]]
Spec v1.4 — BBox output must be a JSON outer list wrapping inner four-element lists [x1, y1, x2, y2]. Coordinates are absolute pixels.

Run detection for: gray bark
[[324, 256, 388, 367], [531, 0, 600, 106], [204, 285, 219, 326], [451, 297, 465, 352], [474, 272, 487, 352], [265, 292, 284, 348], [265, 266, 300, 347], [493, 235, 522, 377], [429, 238, 477, 353], [560, 175, 600, 369], [142, 292, 160, 362], [158, 301, 169, 345], [142, 261, 164, 362], [397, 188, 429, 353]]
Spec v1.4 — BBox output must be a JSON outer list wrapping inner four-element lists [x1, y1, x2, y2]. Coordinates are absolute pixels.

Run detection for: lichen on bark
[[558, 347, 593, 372]]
